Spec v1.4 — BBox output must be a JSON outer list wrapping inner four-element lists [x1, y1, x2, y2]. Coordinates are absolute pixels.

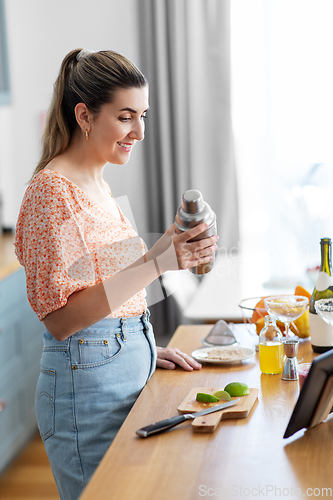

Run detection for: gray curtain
[[138, 0, 239, 342]]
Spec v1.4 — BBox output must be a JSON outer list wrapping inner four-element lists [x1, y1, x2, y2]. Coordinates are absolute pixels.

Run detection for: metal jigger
[[282, 340, 299, 381]]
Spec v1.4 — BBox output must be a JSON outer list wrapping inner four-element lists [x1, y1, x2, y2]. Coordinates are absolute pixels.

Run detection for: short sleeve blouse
[[14, 169, 147, 320]]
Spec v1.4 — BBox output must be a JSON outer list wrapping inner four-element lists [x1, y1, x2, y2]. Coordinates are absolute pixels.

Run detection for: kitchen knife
[[136, 398, 240, 437]]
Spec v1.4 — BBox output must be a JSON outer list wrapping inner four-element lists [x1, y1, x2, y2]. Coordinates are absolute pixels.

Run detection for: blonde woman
[[14, 49, 218, 500]]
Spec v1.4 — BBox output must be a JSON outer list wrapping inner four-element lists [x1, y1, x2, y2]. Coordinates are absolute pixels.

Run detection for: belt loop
[[141, 309, 150, 331], [120, 317, 127, 341]]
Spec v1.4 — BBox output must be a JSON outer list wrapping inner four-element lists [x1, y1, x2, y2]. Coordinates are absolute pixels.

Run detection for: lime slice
[[224, 382, 250, 397], [212, 390, 231, 401], [196, 393, 220, 403]]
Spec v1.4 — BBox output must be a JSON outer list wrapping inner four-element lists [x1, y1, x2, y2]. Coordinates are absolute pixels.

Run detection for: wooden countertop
[[80, 325, 333, 500], [0, 233, 21, 281]]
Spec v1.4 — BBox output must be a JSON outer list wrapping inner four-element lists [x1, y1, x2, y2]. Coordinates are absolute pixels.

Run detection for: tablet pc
[[284, 348, 333, 439]]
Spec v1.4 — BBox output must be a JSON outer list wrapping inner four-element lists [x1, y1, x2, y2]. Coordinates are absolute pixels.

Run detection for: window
[[231, 0, 333, 284]]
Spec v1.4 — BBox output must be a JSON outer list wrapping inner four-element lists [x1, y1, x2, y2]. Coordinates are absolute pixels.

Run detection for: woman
[[14, 48, 218, 500]]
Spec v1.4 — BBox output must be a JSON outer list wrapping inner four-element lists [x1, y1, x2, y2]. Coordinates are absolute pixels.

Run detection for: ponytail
[[32, 48, 147, 179], [32, 49, 81, 178]]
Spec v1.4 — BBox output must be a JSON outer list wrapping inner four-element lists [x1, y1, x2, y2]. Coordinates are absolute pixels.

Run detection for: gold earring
[[85, 130, 89, 141]]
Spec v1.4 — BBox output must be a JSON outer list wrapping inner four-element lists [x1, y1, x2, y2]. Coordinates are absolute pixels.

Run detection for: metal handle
[[0, 400, 6, 412], [136, 414, 194, 438]]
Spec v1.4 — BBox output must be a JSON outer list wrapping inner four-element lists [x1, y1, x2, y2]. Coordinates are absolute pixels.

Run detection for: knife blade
[[136, 398, 240, 438]]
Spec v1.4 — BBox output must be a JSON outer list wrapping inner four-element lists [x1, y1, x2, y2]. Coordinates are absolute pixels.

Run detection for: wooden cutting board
[[178, 387, 259, 433]]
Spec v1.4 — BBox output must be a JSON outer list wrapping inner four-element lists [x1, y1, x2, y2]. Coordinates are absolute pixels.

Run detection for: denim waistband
[[43, 310, 151, 349]]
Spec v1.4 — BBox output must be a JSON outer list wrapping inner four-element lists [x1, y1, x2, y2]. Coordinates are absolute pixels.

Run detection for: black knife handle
[[136, 414, 193, 438]]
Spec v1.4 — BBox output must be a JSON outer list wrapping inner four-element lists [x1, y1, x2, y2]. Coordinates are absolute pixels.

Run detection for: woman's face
[[89, 86, 149, 165]]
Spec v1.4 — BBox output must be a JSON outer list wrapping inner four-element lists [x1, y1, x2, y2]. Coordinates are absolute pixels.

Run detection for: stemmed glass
[[264, 295, 309, 340], [315, 299, 333, 325]]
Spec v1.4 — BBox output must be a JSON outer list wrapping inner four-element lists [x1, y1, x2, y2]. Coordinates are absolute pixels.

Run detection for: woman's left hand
[[156, 347, 202, 371]]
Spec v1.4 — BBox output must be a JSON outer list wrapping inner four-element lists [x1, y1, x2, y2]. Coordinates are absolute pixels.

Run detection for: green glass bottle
[[309, 238, 333, 353]]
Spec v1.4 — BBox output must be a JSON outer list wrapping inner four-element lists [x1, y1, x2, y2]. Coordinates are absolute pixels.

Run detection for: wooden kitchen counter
[[80, 324, 333, 500], [0, 233, 20, 280]]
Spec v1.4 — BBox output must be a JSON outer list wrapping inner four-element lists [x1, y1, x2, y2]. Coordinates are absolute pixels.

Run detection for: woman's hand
[[156, 346, 202, 371], [148, 222, 219, 274]]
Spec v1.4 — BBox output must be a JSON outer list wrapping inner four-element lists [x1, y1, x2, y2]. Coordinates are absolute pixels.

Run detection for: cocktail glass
[[264, 295, 309, 340], [314, 299, 333, 325]]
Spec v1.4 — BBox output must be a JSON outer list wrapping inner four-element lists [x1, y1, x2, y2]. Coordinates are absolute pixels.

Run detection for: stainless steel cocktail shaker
[[174, 189, 217, 275]]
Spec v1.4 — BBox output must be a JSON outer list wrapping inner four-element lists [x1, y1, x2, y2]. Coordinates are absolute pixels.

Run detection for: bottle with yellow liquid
[[259, 315, 284, 374]]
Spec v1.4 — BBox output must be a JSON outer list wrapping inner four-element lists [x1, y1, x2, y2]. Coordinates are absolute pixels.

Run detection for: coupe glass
[[264, 295, 309, 340], [315, 299, 333, 325]]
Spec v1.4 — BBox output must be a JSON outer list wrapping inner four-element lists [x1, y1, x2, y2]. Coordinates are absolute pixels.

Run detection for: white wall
[[0, 0, 148, 234]]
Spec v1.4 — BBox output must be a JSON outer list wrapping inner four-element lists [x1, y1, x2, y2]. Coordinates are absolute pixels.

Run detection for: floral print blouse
[[14, 169, 147, 320]]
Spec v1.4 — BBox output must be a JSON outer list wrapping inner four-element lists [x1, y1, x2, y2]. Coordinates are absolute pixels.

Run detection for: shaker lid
[[175, 189, 216, 230], [182, 190, 204, 214]]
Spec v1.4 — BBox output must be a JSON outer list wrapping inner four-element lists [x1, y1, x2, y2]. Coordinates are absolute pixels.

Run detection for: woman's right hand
[[148, 222, 219, 274]]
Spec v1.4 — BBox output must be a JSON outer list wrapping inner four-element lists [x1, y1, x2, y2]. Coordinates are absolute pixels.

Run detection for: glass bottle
[[259, 315, 284, 374], [309, 238, 333, 353]]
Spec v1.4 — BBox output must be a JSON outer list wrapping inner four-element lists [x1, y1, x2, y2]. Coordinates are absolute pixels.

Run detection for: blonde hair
[[32, 48, 147, 178]]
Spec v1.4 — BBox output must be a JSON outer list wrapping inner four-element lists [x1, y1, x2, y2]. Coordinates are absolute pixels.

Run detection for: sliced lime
[[212, 390, 231, 401], [196, 393, 220, 403], [224, 382, 250, 397]]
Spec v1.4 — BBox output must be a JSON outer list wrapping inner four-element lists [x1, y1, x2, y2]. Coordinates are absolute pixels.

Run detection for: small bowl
[[238, 296, 267, 336], [239, 296, 308, 338]]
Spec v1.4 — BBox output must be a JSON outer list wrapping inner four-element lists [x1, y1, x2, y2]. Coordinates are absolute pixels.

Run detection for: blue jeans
[[35, 310, 156, 500]]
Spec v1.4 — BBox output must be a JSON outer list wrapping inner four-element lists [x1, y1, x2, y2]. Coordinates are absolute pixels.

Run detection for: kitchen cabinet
[[0, 261, 44, 474]]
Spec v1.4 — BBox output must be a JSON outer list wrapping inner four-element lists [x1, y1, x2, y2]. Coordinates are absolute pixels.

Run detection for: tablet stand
[[308, 374, 333, 429]]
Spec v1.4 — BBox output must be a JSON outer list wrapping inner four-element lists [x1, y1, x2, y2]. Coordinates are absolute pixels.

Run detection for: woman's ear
[[74, 103, 91, 132]]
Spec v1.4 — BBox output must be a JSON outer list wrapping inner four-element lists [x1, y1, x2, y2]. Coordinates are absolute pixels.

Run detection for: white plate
[[191, 345, 255, 364]]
